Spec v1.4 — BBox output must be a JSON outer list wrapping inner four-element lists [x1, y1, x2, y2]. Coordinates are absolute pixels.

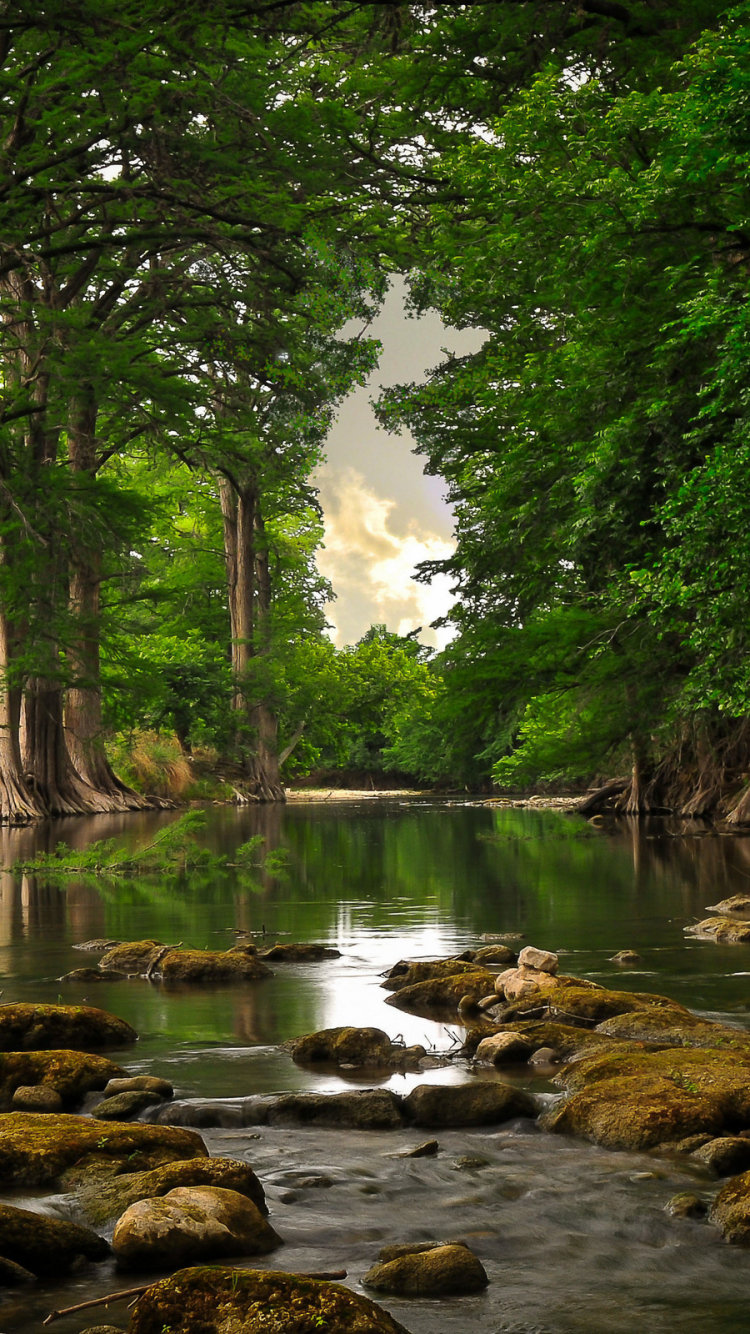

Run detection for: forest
[[1, 0, 749, 820]]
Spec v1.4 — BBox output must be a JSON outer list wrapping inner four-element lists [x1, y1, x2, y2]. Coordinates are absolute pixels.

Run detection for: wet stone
[[58, 967, 126, 983], [258, 942, 340, 961], [398, 1139, 439, 1158], [364, 1241, 489, 1296], [518, 945, 559, 974], [11, 1083, 62, 1112], [711, 1170, 750, 1242], [0, 1202, 109, 1275], [0, 1003, 136, 1051], [112, 1185, 281, 1269], [475, 1031, 532, 1064], [684, 917, 750, 943], [0, 1254, 35, 1284], [610, 950, 643, 965], [693, 1136, 750, 1176], [667, 1192, 707, 1219], [0, 1111, 206, 1187], [74, 1155, 266, 1227], [404, 1081, 536, 1128], [93, 1089, 165, 1120], [103, 1075, 173, 1099], [72, 939, 122, 952]]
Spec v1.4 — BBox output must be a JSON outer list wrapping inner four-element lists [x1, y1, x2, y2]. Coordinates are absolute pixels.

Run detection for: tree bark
[[64, 393, 148, 811], [219, 476, 284, 801], [0, 606, 45, 822]]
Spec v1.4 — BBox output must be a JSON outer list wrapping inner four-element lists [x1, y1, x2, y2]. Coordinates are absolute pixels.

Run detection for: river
[[3, 799, 750, 1333]]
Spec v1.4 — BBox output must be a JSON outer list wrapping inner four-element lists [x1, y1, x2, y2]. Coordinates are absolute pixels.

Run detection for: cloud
[[316, 468, 456, 649]]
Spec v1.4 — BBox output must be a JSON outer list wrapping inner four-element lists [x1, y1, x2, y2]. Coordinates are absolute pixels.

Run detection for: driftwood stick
[[43, 1285, 151, 1324], [43, 1270, 348, 1325]]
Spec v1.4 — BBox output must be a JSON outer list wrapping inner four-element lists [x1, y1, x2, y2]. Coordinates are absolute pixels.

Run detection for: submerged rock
[[364, 1241, 488, 1296], [462, 1018, 619, 1062], [684, 917, 750, 943], [0, 1202, 109, 1275], [0, 1112, 206, 1187], [711, 1170, 750, 1242], [161, 948, 272, 984], [73, 939, 121, 952], [267, 1089, 405, 1130], [128, 1266, 412, 1334], [283, 1026, 425, 1070], [74, 1155, 266, 1227], [385, 970, 496, 1016], [0, 1003, 136, 1051], [0, 1254, 35, 1284], [403, 1081, 535, 1128], [498, 984, 685, 1027], [258, 942, 340, 961], [398, 1140, 439, 1158], [112, 1186, 280, 1269], [610, 950, 643, 965], [382, 958, 488, 992], [58, 967, 126, 983], [93, 1089, 165, 1120], [100, 940, 165, 973]]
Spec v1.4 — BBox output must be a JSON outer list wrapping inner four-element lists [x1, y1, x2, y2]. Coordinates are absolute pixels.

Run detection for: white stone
[[518, 946, 559, 974], [474, 1032, 529, 1064]]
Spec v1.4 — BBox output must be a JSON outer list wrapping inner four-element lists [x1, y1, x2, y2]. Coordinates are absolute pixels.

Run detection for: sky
[[315, 281, 484, 649]]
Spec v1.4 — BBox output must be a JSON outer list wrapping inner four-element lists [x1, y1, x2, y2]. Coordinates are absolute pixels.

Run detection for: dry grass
[[108, 730, 193, 798]]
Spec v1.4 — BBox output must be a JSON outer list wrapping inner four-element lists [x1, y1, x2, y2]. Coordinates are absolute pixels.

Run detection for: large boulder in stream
[[99, 940, 272, 983], [282, 1026, 425, 1070], [0, 1049, 123, 1110], [129, 1267, 412, 1334], [0, 1112, 206, 1187], [496, 984, 688, 1027], [385, 970, 496, 1016], [404, 1081, 535, 1128], [364, 1241, 488, 1296], [462, 1018, 624, 1061], [705, 895, 750, 916], [711, 1170, 750, 1242], [382, 958, 490, 992], [112, 1186, 281, 1269], [0, 1203, 109, 1276], [596, 1008, 750, 1050], [0, 1002, 136, 1050], [543, 1045, 750, 1150], [74, 1155, 267, 1227]]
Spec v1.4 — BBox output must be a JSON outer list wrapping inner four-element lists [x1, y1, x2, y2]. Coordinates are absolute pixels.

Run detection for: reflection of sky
[[317, 281, 485, 648]]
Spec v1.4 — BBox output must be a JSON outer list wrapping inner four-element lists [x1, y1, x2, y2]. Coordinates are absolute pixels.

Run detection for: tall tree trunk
[[0, 606, 44, 822], [218, 477, 284, 801], [65, 394, 148, 811], [22, 675, 108, 816]]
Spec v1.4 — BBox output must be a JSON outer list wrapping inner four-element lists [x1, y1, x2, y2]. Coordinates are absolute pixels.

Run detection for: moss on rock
[[112, 1186, 281, 1269], [258, 943, 340, 961], [684, 917, 750, 943], [283, 1026, 424, 1069], [596, 1009, 750, 1050], [363, 1242, 488, 1296], [497, 984, 687, 1027], [0, 1050, 122, 1110], [382, 959, 488, 993], [0, 1202, 109, 1275], [711, 1170, 750, 1242], [403, 1081, 535, 1128], [74, 1156, 267, 1227], [100, 941, 165, 973], [0, 1003, 136, 1051], [267, 1089, 405, 1130], [385, 970, 496, 1017], [0, 1112, 207, 1187], [129, 1266, 412, 1334], [161, 948, 272, 984]]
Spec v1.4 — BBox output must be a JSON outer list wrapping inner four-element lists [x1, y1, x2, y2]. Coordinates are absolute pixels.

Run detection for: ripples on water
[[3, 800, 750, 1332]]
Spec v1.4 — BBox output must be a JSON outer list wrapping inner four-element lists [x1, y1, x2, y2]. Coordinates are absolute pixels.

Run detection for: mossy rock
[[58, 967, 126, 983], [385, 970, 496, 1016], [693, 1136, 750, 1176], [161, 948, 273, 984], [382, 958, 488, 992], [472, 944, 517, 966], [544, 1046, 750, 1150], [100, 941, 165, 973], [267, 1089, 405, 1130], [0, 1202, 109, 1275], [74, 1156, 267, 1227], [596, 1008, 750, 1050], [112, 1186, 281, 1270], [0, 1112, 207, 1187], [129, 1266, 412, 1334], [0, 1003, 136, 1051], [711, 1170, 750, 1242], [93, 1089, 165, 1120], [462, 1019, 630, 1061], [283, 1026, 414, 1069], [498, 984, 687, 1027], [364, 1242, 488, 1296], [0, 1050, 123, 1110], [685, 917, 750, 943], [258, 943, 341, 961], [705, 895, 750, 916], [403, 1081, 535, 1128]]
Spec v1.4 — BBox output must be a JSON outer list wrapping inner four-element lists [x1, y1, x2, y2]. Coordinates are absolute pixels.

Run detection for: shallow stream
[[3, 799, 750, 1332]]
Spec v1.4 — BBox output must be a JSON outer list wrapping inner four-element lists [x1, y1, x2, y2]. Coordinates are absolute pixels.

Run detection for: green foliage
[[12, 812, 221, 877]]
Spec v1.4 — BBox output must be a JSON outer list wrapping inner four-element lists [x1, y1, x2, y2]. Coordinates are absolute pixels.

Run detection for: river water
[[3, 799, 750, 1333]]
